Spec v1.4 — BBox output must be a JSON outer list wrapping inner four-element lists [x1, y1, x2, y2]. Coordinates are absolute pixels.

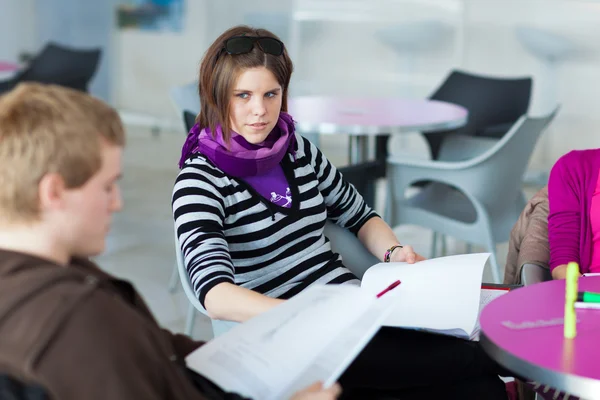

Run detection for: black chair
[[424, 69, 532, 159], [338, 161, 382, 208], [0, 374, 49, 399], [376, 70, 532, 163], [361, 69, 532, 195], [0, 43, 102, 94], [183, 110, 197, 133]]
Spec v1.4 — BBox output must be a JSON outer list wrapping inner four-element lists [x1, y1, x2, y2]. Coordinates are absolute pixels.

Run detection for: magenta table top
[[480, 277, 600, 398], [0, 61, 20, 72], [288, 96, 468, 136]]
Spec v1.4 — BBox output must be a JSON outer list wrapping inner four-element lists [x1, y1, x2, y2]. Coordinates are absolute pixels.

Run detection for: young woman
[[173, 25, 510, 399]]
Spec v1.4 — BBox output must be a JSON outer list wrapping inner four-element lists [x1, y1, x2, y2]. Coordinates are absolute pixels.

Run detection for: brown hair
[[0, 83, 125, 222], [197, 25, 294, 143]]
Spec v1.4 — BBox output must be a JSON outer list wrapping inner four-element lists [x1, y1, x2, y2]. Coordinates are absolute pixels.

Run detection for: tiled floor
[[95, 126, 541, 341]]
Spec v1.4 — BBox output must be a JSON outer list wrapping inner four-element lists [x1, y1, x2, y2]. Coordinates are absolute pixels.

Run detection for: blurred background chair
[[520, 263, 551, 286], [384, 108, 559, 283], [0, 43, 101, 94], [176, 220, 380, 338], [347, 69, 532, 210], [414, 69, 533, 161], [167, 83, 200, 294]]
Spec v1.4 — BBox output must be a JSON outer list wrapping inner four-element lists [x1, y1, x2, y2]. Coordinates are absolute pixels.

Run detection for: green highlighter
[[577, 291, 600, 303]]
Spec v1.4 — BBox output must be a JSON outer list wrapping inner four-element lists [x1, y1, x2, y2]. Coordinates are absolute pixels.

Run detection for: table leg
[[348, 135, 369, 164]]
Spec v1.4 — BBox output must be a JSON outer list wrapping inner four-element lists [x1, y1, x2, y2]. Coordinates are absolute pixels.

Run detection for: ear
[[38, 173, 68, 212]]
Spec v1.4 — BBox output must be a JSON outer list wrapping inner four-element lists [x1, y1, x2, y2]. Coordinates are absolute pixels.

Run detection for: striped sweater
[[172, 135, 377, 310]]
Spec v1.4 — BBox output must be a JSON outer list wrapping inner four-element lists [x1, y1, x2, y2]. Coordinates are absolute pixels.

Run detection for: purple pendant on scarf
[[179, 112, 297, 178]]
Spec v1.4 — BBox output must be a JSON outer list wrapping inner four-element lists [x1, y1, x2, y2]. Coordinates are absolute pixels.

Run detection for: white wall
[[113, 0, 600, 167], [0, 0, 37, 62], [113, 0, 209, 121]]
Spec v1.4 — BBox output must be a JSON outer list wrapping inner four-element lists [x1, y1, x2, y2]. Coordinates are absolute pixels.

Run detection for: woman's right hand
[[290, 382, 342, 400]]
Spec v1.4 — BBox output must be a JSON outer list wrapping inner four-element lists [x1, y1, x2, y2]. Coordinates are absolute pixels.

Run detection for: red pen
[[376, 280, 401, 298]]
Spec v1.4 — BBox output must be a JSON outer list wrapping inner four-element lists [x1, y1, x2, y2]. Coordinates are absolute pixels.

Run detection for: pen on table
[[376, 280, 401, 298], [576, 291, 600, 303], [575, 302, 600, 309]]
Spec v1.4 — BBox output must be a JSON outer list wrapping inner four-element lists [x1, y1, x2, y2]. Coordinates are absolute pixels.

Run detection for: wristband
[[384, 245, 403, 263]]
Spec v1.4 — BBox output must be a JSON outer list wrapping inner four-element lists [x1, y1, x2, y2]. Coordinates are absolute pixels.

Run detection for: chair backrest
[[16, 43, 101, 92], [183, 110, 197, 133], [0, 374, 49, 399], [443, 107, 559, 213], [174, 228, 205, 316], [175, 220, 378, 337], [520, 263, 552, 285], [324, 220, 380, 279], [430, 70, 532, 139]]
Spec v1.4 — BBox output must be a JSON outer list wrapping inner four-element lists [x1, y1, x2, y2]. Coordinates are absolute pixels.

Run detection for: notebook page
[[361, 253, 490, 335], [470, 288, 509, 340], [185, 285, 378, 400], [278, 294, 396, 399]]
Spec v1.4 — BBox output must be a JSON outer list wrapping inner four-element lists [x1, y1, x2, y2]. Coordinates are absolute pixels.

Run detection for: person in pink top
[[548, 149, 600, 279]]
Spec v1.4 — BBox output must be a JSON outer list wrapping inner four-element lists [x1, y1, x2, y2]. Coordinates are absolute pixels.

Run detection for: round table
[[0, 61, 20, 81], [288, 96, 468, 163], [480, 276, 600, 399]]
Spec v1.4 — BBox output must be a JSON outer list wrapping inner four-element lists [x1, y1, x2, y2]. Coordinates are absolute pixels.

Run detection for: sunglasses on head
[[224, 36, 285, 56]]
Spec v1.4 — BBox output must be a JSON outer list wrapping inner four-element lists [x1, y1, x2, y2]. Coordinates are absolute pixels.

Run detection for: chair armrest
[[387, 156, 468, 170], [438, 135, 498, 162], [386, 155, 485, 198], [520, 263, 551, 285]]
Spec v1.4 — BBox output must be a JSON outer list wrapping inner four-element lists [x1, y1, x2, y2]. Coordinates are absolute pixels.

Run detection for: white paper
[[278, 294, 396, 399], [185, 285, 392, 400], [470, 288, 509, 340], [360, 253, 490, 338]]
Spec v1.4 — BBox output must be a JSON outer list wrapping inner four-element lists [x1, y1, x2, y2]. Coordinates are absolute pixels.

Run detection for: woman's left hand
[[390, 245, 426, 264]]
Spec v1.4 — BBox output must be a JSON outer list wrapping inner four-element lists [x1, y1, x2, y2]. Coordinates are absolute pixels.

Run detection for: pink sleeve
[[547, 152, 582, 271]]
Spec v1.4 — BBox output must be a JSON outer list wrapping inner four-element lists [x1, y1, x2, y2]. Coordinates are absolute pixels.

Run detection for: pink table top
[[480, 277, 600, 398], [0, 61, 20, 72], [288, 96, 468, 136]]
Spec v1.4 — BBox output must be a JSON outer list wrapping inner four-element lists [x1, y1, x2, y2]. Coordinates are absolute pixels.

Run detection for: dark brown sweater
[[0, 249, 210, 399]]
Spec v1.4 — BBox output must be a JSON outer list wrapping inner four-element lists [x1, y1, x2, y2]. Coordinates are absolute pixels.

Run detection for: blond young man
[[0, 83, 340, 400]]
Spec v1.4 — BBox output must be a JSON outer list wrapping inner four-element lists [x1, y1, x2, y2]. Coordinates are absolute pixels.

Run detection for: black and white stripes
[[172, 135, 377, 310]]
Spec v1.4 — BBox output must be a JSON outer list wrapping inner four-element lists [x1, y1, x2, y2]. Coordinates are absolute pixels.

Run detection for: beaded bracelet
[[384, 245, 403, 263]]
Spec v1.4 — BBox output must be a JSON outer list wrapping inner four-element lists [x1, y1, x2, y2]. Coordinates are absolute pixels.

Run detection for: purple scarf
[[178, 112, 296, 178]]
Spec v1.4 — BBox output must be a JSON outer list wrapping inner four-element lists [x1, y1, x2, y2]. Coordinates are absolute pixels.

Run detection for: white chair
[[520, 263, 551, 286], [384, 109, 559, 283], [168, 82, 201, 294], [174, 220, 380, 337]]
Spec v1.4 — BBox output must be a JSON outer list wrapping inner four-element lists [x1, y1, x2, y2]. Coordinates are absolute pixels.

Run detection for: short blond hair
[[0, 83, 125, 222]]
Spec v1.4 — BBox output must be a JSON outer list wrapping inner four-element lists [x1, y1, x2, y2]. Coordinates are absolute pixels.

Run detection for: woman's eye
[[265, 92, 277, 98], [236, 93, 249, 99]]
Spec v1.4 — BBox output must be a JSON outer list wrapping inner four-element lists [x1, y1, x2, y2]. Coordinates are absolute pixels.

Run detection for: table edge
[[480, 331, 600, 399], [294, 116, 468, 136]]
